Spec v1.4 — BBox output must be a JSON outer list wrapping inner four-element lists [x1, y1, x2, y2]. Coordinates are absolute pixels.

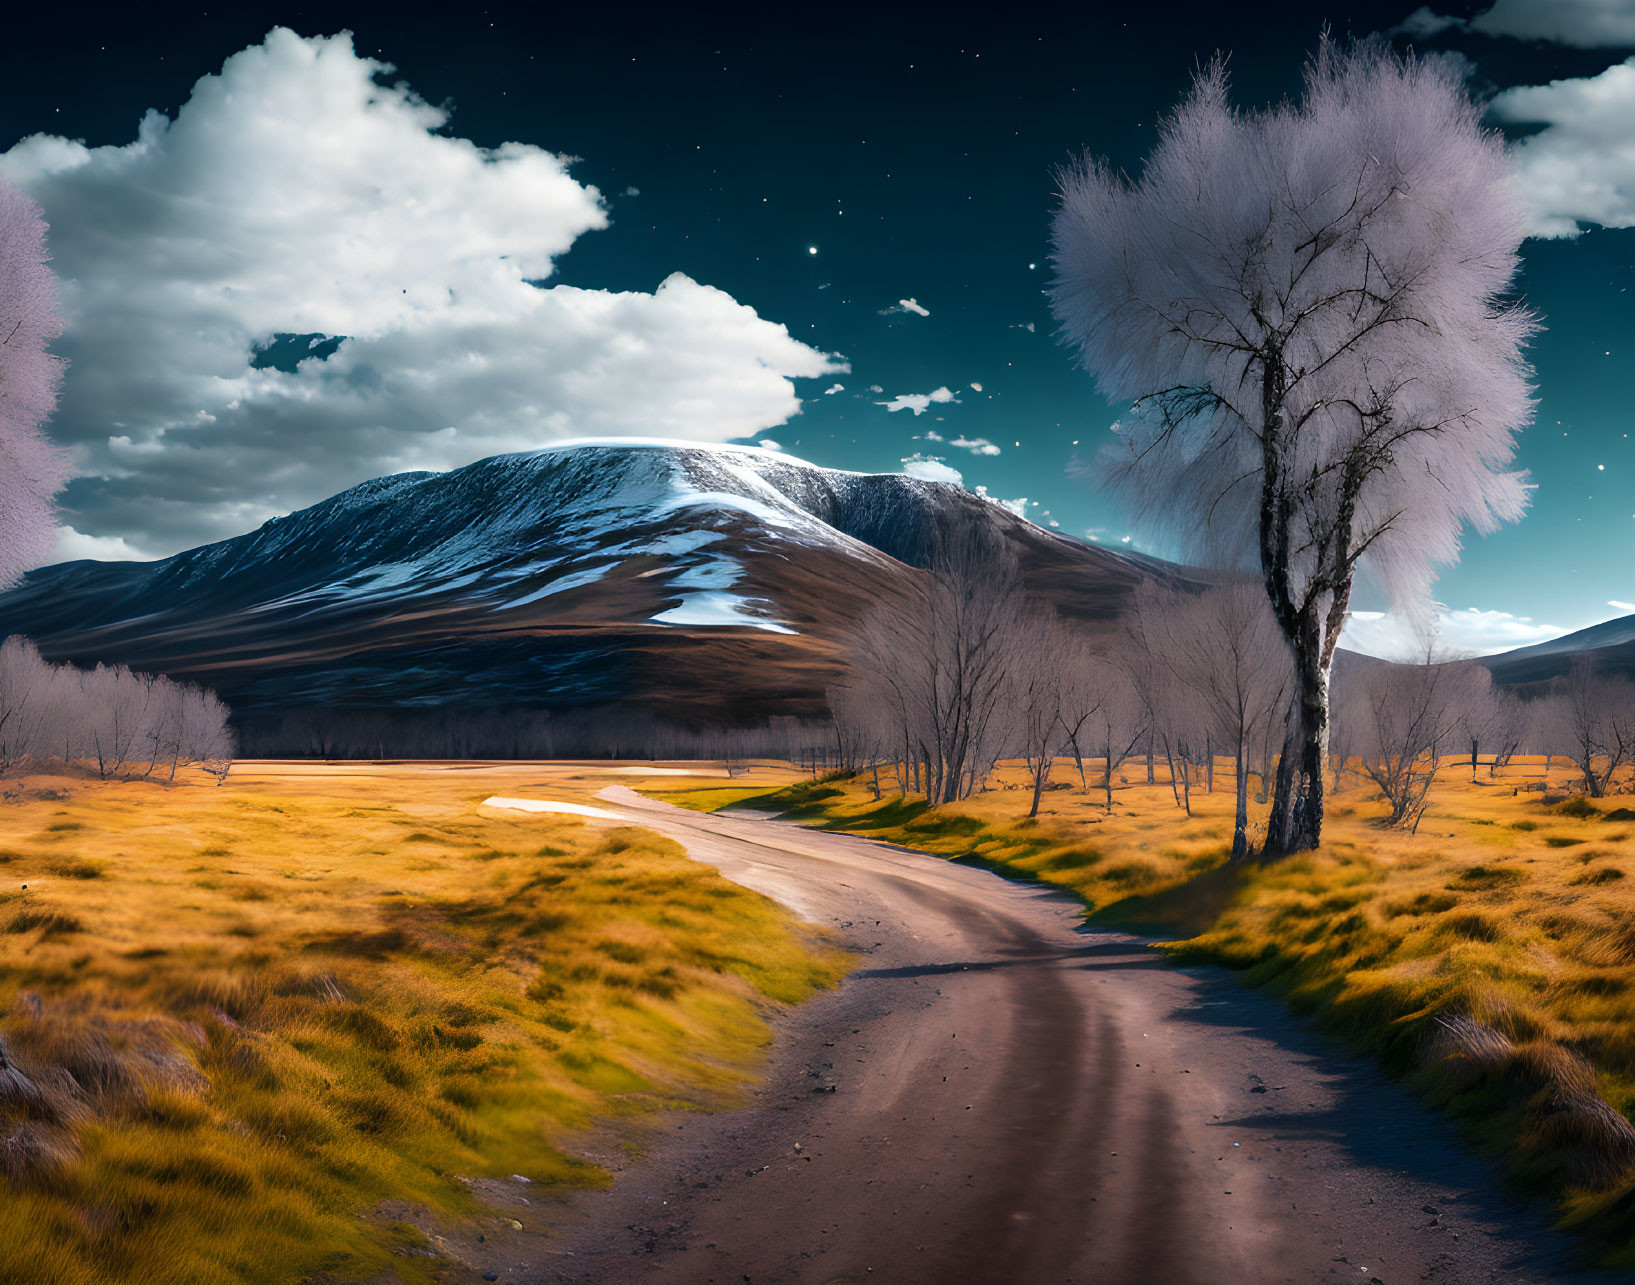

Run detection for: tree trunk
[[1205, 735, 1213, 793], [1268, 625, 1329, 856], [1061, 721, 1088, 790], [1231, 736, 1250, 862]]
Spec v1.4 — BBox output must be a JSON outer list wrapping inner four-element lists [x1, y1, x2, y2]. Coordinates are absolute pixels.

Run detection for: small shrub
[[1102, 859, 1162, 889], [1038, 848, 1101, 873], [1556, 796, 1601, 820], [1570, 867, 1626, 886], [1448, 864, 1528, 891], [1382, 891, 1458, 917], [44, 859, 102, 880], [1544, 836, 1586, 849], [1438, 911, 1500, 942], [4, 911, 83, 935], [904, 813, 986, 838]]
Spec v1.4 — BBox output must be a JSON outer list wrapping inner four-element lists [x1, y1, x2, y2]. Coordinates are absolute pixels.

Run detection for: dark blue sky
[[3, 1, 1631, 652]]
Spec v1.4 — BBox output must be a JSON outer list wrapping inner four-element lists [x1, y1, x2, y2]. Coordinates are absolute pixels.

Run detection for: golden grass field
[[656, 755, 1635, 1263], [0, 761, 845, 1284]]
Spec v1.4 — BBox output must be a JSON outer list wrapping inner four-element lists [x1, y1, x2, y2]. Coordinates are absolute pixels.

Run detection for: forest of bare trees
[[237, 706, 845, 767], [829, 530, 1635, 860], [0, 636, 233, 784]]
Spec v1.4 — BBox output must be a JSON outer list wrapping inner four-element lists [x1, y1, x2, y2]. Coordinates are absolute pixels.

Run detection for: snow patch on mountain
[[653, 592, 797, 633], [505, 563, 610, 608]]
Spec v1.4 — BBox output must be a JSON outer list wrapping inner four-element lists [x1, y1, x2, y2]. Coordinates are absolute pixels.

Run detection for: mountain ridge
[[0, 441, 1164, 751]]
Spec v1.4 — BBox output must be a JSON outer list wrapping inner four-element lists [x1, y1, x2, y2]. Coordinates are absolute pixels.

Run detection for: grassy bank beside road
[[699, 757, 1635, 1265], [0, 762, 847, 1284]]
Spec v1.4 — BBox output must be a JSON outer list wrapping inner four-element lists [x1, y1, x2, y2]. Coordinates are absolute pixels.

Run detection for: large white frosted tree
[[1050, 38, 1536, 855], [0, 179, 65, 586]]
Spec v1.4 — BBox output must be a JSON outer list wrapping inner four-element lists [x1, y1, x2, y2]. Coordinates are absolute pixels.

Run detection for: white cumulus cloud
[[1490, 57, 1635, 237], [949, 436, 1001, 456], [900, 455, 963, 485], [1, 28, 842, 558], [876, 386, 958, 416], [821, 383, 846, 395], [1610, 599, 1635, 611], [757, 439, 782, 452], [46, 525, 157, 565]]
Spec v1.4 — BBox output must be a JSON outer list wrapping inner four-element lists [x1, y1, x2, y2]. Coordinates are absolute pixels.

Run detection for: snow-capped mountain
[[0, 441, 1166, 748]]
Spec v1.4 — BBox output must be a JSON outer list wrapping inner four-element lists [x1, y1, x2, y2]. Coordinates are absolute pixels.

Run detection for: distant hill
[[0, 441, 1177, 754], [1482, 614, 1635, 689]]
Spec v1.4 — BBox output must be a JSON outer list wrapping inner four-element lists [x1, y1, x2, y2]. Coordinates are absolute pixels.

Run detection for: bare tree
[[1010, 609, 1092, 818], [1050, 38, 1536, 854], [1452, 675, 1506, 781], [0, 635, 234, 782], [1485, 689, 1528, 778], [830, 682, 898, 800], [1121, 598, 1196, 815], [1054, 634, 1106, 791], [1134, 582, 1294, 860], [0, 635, 51, 774], [173, 684, 236, 782], [0, 182, 68, 587], [1542, 660, 1635, 798], [1086, 669, 1147, 814], [1335, 647, 1492, 828], [837, 520, 1022, 804]]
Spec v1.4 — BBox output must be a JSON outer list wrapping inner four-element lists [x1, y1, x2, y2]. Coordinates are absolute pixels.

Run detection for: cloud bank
[[1490, 56, 1635, 237], [1393, 2, 1635, 46], [2, 28, 841, 559], [1341, 605, 1569, 659]]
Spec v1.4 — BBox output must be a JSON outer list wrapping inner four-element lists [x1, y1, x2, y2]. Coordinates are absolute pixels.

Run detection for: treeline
[[235, 706, 844, 769], [0, 636, 234, 782], [831, 524, 1635, 860]]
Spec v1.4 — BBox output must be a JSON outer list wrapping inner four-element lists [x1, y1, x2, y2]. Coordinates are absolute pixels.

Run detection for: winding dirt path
[[498, 783, 1603, 1285]]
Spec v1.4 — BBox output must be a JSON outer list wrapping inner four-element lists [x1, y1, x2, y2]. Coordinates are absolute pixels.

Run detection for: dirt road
[[502, 783, 1601, 1285]]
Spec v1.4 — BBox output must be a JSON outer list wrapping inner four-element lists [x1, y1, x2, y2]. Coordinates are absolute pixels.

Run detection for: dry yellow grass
[[0, 761, 847, 1284], [733, 755, 1635, 1263]]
